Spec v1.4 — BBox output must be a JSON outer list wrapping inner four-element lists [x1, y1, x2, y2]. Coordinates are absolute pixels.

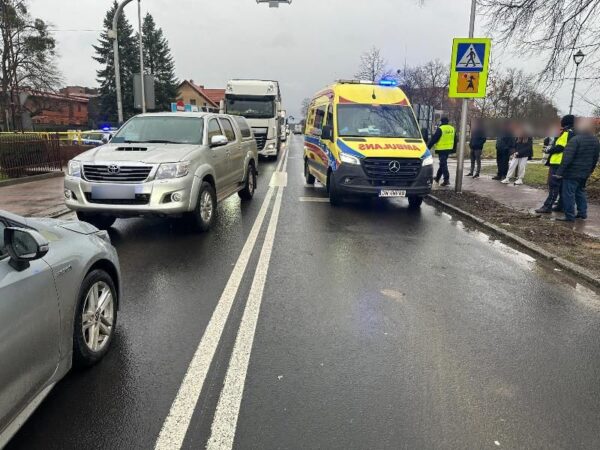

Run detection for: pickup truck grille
[[83, 164, 152, 183], [84, 193, 150, 205], [361, 158, 422, 181], [254, 134, 267, 151]]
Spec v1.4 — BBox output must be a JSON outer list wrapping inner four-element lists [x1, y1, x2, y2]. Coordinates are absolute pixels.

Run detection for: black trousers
[[470, 148, 482, 174], [436, 152, 450, 182], [496, 150, 509, 178], [542, 166, 563, 209]]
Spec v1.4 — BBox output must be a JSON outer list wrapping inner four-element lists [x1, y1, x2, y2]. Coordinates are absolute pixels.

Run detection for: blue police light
[[379, 78, 398, 87]]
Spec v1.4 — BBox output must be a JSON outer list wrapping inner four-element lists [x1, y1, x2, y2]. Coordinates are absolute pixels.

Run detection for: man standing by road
[[553, 118, 599, 222], [493, 121, 515, 180], [535, 115, 576, 213], [427, 117, 457, 186], [467, 119, 487, 178]]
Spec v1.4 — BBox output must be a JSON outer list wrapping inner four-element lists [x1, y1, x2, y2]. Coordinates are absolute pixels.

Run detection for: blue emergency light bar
[[379, 78, 398, 87]]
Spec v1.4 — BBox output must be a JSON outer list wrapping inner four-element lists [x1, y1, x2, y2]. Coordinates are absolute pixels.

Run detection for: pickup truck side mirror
[[321, 125, 334, 142], [4, 227, 49, 271], [210, 135, 228, 147]]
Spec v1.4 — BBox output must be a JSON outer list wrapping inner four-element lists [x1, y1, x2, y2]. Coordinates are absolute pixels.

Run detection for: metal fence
[[0, 133, 95, 180]]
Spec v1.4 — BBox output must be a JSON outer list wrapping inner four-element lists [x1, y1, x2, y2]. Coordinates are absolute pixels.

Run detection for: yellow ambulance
[[303, 80, 433, 207]]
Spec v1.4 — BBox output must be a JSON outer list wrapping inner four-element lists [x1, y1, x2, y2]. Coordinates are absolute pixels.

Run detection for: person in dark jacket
[[467, 119, 487, 178], [554, 119, 600, 222], [427, 117, 457, 186], [535, 115, 576, 213], [493, 121, 515, 180], [502, 126, 533, 185]]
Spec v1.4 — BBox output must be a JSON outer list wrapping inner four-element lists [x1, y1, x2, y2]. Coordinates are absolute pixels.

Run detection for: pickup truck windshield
[[337, 104, 421, 139], [112, 116, 204, 144], [226, 96, 275, 119]]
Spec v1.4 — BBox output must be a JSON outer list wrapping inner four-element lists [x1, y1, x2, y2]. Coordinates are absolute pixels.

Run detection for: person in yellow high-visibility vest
[[535, 115, 576, 213], [427, 117, 457, 186]]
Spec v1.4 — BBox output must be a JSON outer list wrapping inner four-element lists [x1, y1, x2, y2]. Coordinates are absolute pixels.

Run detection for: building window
[[190, 99, 197, 106], [78, 104, 81, 112]]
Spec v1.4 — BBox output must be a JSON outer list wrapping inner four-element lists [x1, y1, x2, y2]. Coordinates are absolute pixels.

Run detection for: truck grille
[[84, 193, 150, 205], [83, 165, 152, 183], [361, 158, 422, 182], [254, 134, 267, 151]]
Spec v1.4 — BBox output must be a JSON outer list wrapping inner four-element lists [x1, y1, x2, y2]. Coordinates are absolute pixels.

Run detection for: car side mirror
[[322, 125, 334, 141], [210, 135, 228, 147], [4, 227, 49, 271]]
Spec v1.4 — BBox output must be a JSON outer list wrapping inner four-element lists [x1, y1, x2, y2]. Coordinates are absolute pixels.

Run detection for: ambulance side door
[[308, 105, 329, 183]]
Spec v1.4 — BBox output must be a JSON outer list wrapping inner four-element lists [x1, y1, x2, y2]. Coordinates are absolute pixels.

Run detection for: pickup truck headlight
[[266, 143, 276, 150], [339, 152, 361, 165], [156, 162, 190, 180], [68, 160, 82, 177]]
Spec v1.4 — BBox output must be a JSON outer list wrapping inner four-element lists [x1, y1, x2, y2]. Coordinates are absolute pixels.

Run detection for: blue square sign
[[455, 43, 486, 72]]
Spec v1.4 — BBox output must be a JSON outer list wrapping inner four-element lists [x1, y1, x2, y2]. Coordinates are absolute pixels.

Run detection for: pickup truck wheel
[[238, 164, 256, 201], [304, 159, 315, 185], [408, 195, 423, 209], [77, 212, 116, 230], [73, 269, 118, 368], [187, 182, 217, 232]]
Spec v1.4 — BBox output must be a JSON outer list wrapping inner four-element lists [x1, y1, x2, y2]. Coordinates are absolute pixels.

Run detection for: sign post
[[448, 0, 491, 193]]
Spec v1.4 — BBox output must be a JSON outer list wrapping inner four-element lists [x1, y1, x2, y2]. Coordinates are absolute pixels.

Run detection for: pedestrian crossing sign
[[449, 38, 491, 98]]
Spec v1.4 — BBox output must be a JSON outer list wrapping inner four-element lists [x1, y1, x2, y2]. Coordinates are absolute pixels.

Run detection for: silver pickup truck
[[64, 112, 258, 232]]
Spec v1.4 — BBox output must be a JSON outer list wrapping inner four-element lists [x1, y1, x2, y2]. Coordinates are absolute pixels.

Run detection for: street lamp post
[[256, 0, 291, 7], [109, 0, 134, 125], [454, 0, 477, 193], [569, 50, 585, 115], [137, 0, 146, 114]]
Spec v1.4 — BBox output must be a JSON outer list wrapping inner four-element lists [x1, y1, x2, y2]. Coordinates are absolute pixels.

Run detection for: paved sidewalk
[[441, 161, 600, 238], [0, 175, 68, 217]]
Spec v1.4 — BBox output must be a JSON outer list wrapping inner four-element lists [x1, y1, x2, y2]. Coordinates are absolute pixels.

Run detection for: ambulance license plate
[[379, 189, 406, 198]]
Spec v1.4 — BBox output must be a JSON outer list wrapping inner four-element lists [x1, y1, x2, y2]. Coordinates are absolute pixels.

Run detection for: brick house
[[177, 80, 225, 111], [23, 90, 89, 129]]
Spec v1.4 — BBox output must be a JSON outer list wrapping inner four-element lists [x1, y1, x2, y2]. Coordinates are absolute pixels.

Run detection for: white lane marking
[[269, 172, 288, 187], [298, 197, 329, 203], [154, 186, 275, 450], [207, 186, 285, 450]]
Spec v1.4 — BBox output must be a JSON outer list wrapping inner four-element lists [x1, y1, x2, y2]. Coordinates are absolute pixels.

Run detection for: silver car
[[0, 210, 121, 447], [64, 112, 258, 231]]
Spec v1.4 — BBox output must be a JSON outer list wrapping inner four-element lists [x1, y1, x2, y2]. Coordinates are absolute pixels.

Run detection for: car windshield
[[111, 116, 204, 144], [225, 96, 275, 119], [337, 104, 421, 139], [82, 133, 102, 140]]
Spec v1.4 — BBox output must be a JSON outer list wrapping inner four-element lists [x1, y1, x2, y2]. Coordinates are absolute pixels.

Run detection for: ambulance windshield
[[337, 104, 421, 139]]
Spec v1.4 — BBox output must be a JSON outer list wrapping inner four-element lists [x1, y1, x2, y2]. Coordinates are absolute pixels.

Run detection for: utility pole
[[109, 0, 134, 125], [138, 0, 146, 114], [455, 0, 476, 193]]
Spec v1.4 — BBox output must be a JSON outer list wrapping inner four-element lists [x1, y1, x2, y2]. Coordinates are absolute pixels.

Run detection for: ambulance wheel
[[328, 172, 342, 207], [408, 195, 423, 209], [304, 159, 315, 185]]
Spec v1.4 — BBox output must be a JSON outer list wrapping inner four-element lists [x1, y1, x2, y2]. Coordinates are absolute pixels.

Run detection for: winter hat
[[561, 114, 575, 128]]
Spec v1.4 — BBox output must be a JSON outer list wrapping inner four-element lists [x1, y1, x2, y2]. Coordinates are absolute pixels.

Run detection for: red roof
[[202, 88, 226, 105]]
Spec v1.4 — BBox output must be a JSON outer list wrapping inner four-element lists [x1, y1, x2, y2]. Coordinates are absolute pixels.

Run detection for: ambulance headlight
[[340, 152, 361, 165], [421, 149, 433, 166]]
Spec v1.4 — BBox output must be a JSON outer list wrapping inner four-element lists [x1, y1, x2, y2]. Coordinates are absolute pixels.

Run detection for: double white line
[[155, 147, 289, 450]]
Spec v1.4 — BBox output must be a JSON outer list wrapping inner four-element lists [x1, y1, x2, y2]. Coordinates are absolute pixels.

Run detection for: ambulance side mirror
[[322, 125, 334, 142]]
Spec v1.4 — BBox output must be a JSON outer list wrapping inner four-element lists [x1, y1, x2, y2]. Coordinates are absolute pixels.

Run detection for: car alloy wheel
[[200, 190, 214, 223], [82, 281, 115, 352]]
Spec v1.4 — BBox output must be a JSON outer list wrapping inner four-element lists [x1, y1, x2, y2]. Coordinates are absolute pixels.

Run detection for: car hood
[[74, 143, 201, 164], [26, 217, 99, 238]]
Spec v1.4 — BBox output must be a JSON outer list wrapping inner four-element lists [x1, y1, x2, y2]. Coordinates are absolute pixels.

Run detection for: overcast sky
[[29, 0, 597, 119]]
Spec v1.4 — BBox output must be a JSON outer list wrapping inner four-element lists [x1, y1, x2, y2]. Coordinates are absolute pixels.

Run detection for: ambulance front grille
[[361, 158, 422, 181]]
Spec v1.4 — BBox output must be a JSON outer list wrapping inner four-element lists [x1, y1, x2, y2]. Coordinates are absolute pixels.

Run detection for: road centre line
[[299, 197, 329, 203], [155, 147, 288, 450], [207, 186, 285, 450]]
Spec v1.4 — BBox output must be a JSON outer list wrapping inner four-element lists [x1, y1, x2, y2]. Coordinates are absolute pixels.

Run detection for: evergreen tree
[[141, 13, 178, 111], [93, 1, 139, 124]]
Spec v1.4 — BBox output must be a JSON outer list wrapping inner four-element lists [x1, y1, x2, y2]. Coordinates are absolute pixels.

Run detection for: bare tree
[[479, 0, 600, 83], [593, 106, 600, 117], [355, 46, 392, 82], [0, 0, 62, 130], [300, 97, 311, 119], [399, 59, 449, 110]]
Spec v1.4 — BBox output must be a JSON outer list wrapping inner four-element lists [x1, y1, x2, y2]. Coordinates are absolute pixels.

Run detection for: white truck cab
[[222, 79, 283, 157]]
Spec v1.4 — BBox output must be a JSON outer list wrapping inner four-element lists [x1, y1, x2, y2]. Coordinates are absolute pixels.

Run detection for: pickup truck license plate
[[379, 189, 406, 198], [91, 184, 137, 200]]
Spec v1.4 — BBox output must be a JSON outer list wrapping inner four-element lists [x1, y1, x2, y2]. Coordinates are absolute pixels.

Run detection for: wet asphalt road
[[7, 135, 600, 450]]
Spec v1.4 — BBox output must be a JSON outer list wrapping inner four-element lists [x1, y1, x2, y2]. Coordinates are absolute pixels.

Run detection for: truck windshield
[[337, 104, 421, 139], [226, 96, 275, 119], [111, 116, 204, 144]]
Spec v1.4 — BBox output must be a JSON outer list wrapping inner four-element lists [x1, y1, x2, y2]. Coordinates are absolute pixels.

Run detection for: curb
[[427, 194, 600, 289], [0, 171, 64, 188]]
